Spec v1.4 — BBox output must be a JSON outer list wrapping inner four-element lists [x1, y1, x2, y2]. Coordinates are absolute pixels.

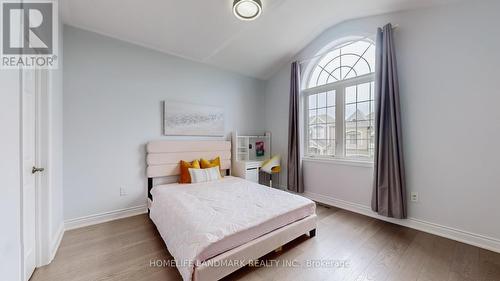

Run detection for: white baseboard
[[65, 205, 148, 231], [304, 191, 500, 254]]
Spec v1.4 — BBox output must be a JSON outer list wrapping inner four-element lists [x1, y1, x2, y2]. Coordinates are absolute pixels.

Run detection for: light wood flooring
[[31, 205, 500, 281]]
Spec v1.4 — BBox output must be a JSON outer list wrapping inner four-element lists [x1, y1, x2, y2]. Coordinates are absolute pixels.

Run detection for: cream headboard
[[146, 140, 232, 178], [146, 140, 232, 203]]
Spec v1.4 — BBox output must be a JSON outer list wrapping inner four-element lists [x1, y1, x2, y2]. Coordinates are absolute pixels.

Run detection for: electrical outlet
[[120, 187, 128, 196], [410, 192, 418, 202]]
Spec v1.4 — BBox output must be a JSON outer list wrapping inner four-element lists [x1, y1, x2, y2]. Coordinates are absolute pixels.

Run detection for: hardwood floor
[[31, 205, 500, 281]]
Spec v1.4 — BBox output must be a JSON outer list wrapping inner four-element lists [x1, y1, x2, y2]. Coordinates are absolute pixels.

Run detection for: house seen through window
[[304, 39, 375, 160]]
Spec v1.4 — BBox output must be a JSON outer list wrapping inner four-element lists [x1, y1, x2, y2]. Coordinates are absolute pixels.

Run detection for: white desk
[[232, 160, 263, 183]]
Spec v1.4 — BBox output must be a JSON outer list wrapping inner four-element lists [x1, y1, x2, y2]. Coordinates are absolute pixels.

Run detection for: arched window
[[307, 40, 375, 89], [304, 39, 375, 160]]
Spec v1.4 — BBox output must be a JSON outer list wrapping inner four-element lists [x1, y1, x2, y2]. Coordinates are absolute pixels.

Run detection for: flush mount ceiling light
[[233, 0, 262, 21]]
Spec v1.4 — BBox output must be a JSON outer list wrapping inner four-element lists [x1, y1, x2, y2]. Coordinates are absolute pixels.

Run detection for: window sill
[[302, 157, 374, 168]]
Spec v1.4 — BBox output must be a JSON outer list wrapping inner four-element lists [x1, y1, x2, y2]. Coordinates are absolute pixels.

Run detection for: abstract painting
[[163, 101, 224, 136]]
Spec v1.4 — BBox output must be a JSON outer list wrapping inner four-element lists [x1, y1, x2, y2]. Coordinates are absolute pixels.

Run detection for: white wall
[[265, 0, 500, 249], [63, 25, 266, 220], [0, 70, 22, 281], [264, 65, 291, 186]]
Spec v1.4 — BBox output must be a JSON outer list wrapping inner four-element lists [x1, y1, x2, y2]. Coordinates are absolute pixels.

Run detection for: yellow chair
[[260, 155, 281, 188]]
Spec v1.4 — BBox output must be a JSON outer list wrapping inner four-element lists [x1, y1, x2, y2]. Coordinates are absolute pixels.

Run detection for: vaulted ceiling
[[62, 0, 458, 80]]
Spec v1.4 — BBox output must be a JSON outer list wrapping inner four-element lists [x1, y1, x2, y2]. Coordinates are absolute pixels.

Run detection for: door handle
[[32, 166, 45, 174]]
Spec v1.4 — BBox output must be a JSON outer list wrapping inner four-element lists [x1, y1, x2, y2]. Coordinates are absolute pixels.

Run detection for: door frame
[[34, 69, 52, 267], [20, 68, 53, 281]]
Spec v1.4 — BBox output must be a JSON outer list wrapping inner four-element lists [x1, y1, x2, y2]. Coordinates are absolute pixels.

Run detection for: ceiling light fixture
[[233, 0, 262, 21]]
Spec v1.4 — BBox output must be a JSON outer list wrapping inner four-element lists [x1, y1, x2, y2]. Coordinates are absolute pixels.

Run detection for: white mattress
[[149, 176, 315, 281]]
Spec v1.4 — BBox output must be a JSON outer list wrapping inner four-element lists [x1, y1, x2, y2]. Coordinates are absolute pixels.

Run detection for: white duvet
[[149, 176, 315, 281]]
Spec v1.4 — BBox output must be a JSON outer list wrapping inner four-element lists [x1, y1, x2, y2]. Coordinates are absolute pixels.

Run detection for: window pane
[[353, 140, 371, 158], [309, 109, 317, 125], [316, 125, 326, 139], [342, 41, 373, 77], [346, 86, 356, 104], [357, 139, 369, 150], [365, 45, 376, 73], [308, 140, 319, 155], [331, 68, 341, 82], [326, 139, 335, 156], [317, 71, 329, 87], [369, 131, 375, 158], [327, 91, 336, 107], [341, 55, 358, 79], [313, 139, 327, 156], [321, 50, 340, 74], [346, 132, 358, 145], [308, 94, 317, 109], [345, 104, 356, 121], [342, 41, 371, 57], [327, 107, 335, 123], [358, 83, 371, 102], [357, 101, 370, 118], [306, 122, 336, 157], [357, 120, 370, 135], [344, 81, 375, 160], [352, 60, 371, 77], [318, 92, 327, 108], [308, 125, 316, 140], [345, 121, 357, 134], [327, 125, 335, 140], [317, 108, 326, 124]]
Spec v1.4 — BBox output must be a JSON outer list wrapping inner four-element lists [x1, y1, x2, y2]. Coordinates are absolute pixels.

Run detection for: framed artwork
[[255, 141, 265, 157], [163, 101, 224, 136]]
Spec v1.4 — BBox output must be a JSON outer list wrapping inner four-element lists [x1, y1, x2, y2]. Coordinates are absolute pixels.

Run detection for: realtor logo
[[1, 0, 58, 68]]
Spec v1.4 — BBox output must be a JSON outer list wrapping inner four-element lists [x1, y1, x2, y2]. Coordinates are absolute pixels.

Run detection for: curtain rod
[[298, 24, 399, 65]]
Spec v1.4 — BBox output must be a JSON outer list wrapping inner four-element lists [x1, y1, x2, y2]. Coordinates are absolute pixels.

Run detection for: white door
[[22, 69, 40, 281]]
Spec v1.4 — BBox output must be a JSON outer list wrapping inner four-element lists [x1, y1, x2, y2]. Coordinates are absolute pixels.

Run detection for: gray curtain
[[287, 61, 303, 193], [371, 23, 407, 219]]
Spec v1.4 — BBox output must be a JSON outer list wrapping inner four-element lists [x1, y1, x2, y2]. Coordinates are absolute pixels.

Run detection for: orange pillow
[[200, 157, 221, 169], [179, 160, 200, 184], [200, 157, 223, 177]]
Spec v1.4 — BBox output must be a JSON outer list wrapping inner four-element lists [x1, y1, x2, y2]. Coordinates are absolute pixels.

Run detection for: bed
[[146, 140, 317, 281]]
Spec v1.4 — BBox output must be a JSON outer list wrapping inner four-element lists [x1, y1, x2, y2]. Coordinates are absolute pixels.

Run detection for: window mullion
[[336, 86, 345, 157]]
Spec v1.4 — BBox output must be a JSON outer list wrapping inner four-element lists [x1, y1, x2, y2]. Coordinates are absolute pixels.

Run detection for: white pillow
[[188, 167, 221, 183]]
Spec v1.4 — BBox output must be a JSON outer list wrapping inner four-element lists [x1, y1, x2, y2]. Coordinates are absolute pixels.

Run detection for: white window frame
[[303, 72, 375, 163]]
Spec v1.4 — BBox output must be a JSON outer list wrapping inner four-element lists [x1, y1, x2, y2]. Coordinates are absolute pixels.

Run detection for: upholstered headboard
[[146, 140, 232, 201], [146, 140, 231, 177]]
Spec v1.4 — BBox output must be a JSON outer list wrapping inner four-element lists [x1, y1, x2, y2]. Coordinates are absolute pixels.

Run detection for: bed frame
[[146, 140, 316, 281]]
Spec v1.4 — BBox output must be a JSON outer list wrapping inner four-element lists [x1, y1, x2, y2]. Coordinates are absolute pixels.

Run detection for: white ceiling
[[62, 0, 458, 80]]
